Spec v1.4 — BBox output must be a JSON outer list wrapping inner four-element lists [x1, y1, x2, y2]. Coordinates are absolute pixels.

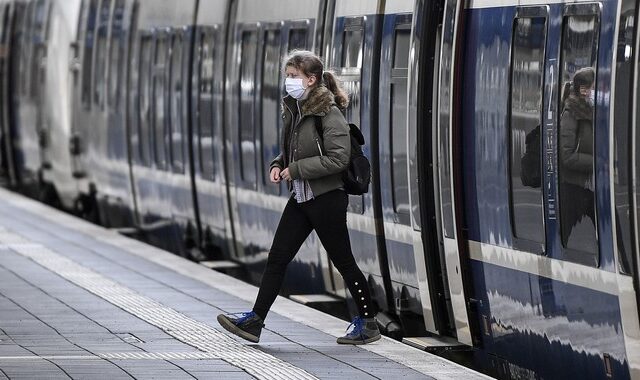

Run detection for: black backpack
[[314, 116, 371, 195], [520, 125, 541, 188]]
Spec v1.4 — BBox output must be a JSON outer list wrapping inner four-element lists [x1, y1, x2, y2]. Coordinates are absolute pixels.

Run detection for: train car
[[438, 0, 640, 376], [2, 0, 640, 378]]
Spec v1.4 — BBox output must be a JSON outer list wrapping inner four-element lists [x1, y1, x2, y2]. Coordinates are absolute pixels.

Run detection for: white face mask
[[285, 78, 307, 99]]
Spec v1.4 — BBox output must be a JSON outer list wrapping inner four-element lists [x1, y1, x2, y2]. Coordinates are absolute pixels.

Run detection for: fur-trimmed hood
[[283, 85, 335, 117]]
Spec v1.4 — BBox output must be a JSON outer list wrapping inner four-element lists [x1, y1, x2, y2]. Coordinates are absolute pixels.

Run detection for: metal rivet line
[[0, 230, 317, 380]]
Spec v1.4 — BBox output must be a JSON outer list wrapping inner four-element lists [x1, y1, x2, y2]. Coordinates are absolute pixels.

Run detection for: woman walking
[[217, 50, 380, 345]]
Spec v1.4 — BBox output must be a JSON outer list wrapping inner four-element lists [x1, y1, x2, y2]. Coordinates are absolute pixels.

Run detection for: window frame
[[137, 31, 153, 167], [196, 26, 218, 181], [151, 29, 170, 171], [389, 19, 412, 225], [237, 25, 259, 189], [506, 6, 549, 254], [168, 28, 186, 174]]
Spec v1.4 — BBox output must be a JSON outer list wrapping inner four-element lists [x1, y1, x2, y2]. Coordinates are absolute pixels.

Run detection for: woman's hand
[[270, 167, 282, 183], [280, 168, 292, 182]]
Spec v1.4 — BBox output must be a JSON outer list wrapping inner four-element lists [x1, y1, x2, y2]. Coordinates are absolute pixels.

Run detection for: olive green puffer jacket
[[269, 85, 351, 197]]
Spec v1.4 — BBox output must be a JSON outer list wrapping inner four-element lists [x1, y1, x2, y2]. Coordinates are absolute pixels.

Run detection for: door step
[[403, 336, 469, 354], [200, 260, 241, 270], [289, 294, 348, 320]]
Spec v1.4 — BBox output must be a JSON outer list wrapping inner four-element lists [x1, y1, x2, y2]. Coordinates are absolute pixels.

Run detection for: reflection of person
[[217, 50, 380, 345], [559, 67, 596, 248]]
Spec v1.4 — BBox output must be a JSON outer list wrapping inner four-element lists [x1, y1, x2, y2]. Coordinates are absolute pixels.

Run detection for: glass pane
[[342, 29, 363, 68], [93, 0, 110, 106], [391, 81, 410, 219], [153, 37, 167, 169], [138, 36, 152, 166], [393, 29, 410, 69], [82, 0, 98, 106], [288, 28, 307, 51], [198, 31, 215, 180], [170, 34, 184, 173], [30, 0, 47, 98], [262, 30, 281, 191], [558, 14, 598, 259], [239, 31, 257, 186], [510, 16, 546, 244], [108, 0, 125, 109]]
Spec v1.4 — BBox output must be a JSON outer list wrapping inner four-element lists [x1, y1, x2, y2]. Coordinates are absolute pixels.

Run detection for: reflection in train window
[[138, 35, 153, 166], [152, 35, 168, 170], [261, 29, 282, 193], [107, 0, 125, 110], [170, 33, 184, 174], [239, 30, 258, 187], [558, 12, 599, 264], [390, 27, 410, 222], [288, 28, 307, 51], [82, 0, 98, 108], [509, 16, 546, 248], [613, 8, 635, 274], [198, 30, 216, 180], [93, 0, 110, 108]]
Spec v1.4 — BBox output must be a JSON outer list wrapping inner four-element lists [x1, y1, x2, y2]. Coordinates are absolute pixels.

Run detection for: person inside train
[[217, 50, 380, 345], [558, 67, 596, 250]]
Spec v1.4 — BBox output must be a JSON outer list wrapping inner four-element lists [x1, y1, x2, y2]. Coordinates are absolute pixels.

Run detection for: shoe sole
[[217, 314, 260, 343], [336, 334, 381, 345]]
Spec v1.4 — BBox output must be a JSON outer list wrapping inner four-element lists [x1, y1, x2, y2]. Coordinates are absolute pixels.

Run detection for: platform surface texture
[[0, 188, 491, 379]]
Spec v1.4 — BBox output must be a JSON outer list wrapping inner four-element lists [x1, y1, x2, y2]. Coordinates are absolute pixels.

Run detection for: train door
[[433, 0, 473, 346], [378, 0, 443, 336]]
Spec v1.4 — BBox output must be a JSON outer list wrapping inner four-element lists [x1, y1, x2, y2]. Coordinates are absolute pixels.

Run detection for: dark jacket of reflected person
[[558, 67, 596, 250]]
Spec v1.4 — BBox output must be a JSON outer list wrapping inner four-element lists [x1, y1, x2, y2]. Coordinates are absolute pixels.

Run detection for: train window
[[170, 32, 185, 174], [338, 19, 365, 214], [93, 0, 110, 108], [558, 10, 599, 265], [138, 34, 153, 166], [261, 29, 282, 193], [107, 0, 125, 110], [82, 0, 98, 108], [198, 30, 216, 180], [342, 28, 363, 68], [508, 16, 547, 248], [613, 8, 635, 274], [288, 28, 307, 51], [29, 0, 48, 99], [152, 34, 168, 170], [390, 27, 410, 222], [239, 30, 258, 187], [19, 2, 34, 96]]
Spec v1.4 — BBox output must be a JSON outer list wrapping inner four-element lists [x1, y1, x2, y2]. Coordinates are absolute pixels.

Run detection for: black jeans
[[252, 189, 373, 320]]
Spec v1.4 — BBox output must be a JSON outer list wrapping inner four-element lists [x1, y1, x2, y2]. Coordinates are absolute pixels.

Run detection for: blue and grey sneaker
[[336, 316, 381, 345], [217, 311, 264, 343]]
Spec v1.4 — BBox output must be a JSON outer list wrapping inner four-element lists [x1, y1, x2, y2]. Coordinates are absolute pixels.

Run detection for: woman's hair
[[284, 50, 349, 109], [561, 66, 595, 105]]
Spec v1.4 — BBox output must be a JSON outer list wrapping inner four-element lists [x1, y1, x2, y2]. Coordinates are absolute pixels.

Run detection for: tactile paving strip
[[0, 229, 317, 380]]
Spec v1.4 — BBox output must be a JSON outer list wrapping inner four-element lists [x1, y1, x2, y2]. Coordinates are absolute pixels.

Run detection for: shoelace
[[230, 311, 256, 324], [345, 316, 365, 337]]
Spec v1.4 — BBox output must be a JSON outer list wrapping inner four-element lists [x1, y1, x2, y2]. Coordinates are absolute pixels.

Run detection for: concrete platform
[[0, 188, 492, 380]]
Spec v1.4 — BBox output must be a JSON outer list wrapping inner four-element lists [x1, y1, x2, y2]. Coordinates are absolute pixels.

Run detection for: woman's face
[[285, 66, 316, 88]]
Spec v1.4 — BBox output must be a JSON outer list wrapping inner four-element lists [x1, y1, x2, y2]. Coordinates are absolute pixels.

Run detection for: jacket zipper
[[315, 138, 323, 156]]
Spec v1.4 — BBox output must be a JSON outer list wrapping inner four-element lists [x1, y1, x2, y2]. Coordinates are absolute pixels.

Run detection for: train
[[0, 0, 639, 378]]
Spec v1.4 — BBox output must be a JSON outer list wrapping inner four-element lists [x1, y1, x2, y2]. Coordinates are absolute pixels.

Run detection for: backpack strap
[[313, 115, 323, 142]]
